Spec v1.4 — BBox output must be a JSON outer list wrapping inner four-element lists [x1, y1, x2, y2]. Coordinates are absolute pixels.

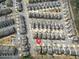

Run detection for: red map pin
[[35, 38, 42, 45]]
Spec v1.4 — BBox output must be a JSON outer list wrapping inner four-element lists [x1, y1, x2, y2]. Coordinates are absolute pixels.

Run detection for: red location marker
[[35, 38, 42, 45]]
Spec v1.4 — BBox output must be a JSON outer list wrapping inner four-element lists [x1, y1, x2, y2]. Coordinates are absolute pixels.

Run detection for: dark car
[[17, 3, 23, 12]]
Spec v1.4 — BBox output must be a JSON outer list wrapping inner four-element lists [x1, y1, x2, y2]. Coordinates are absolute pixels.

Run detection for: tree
[[76, 0, 79, 9]]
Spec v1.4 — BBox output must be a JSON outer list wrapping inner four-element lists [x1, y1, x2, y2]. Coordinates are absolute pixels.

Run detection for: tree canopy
[[76, 0, 79, 8]]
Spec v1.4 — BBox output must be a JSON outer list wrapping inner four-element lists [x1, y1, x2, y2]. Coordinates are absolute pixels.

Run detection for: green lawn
[[70, 0, 79, 35]]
